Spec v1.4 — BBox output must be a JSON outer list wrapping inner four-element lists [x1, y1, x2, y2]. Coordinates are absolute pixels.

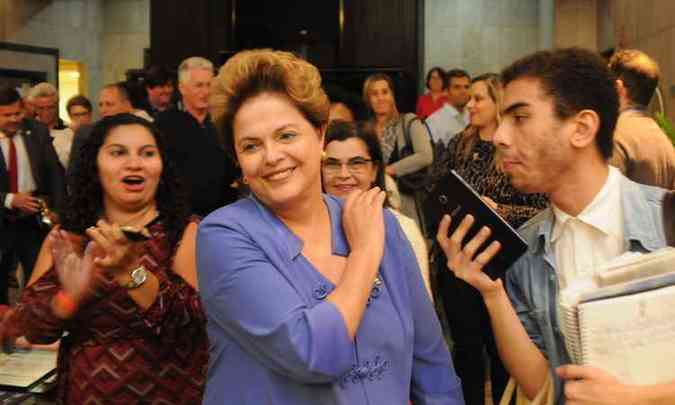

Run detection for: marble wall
[[553, 0, 675, 122], [0, 0, 149, 102], [555, 0, 598, 49], [424, 0, 540, 83], [1, 0, 104, 97], [102, 0, 150, 86]]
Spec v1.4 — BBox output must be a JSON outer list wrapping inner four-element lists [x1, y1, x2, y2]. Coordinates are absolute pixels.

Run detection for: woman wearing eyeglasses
[[322, 120, 432, 299]]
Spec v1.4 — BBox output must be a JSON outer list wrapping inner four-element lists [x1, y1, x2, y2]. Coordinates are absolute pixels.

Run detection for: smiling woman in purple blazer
[[197, 49, 465, 405]]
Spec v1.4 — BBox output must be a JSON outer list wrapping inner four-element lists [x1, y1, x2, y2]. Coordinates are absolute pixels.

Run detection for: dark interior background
[[150, 0, 423, 115]]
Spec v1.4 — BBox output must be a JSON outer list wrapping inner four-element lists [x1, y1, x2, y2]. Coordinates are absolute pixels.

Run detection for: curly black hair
[[61, 113, 190, 249]]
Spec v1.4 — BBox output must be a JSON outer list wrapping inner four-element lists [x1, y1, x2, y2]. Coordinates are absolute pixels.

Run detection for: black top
[[155, 109, 239, 217]]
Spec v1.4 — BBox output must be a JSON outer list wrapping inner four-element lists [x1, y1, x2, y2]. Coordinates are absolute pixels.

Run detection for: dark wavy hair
[[61, 113, 190, 248], [322, 119, 389, 207]]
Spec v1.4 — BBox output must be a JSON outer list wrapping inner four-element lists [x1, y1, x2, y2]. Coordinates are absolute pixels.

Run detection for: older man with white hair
[[28, 82, 73, 168], [155, 57, 239, 217]]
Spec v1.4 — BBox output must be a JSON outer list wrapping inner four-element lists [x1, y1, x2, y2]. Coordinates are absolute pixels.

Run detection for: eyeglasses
[[322, 157, 373, 174]]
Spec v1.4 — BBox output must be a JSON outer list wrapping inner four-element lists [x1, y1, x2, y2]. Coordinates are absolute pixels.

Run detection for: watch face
[[131, 266, 148, 285]]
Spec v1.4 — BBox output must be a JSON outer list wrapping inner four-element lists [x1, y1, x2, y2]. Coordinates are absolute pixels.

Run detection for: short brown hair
[[608, 49, 660, 107], [210, 49, 330, 159], [66, 95, 92, 115]]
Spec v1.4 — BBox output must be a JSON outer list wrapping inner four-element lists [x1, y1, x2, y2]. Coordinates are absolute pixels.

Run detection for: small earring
[[242, 177, 249, 185], [321, 151, 327, 160]]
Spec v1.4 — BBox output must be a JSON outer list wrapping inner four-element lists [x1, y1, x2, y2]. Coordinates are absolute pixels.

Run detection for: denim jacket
[[505, 174, 668, 404]]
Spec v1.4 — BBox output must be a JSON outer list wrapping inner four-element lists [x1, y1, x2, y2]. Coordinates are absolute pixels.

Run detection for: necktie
[[7, 135, 18, 193]]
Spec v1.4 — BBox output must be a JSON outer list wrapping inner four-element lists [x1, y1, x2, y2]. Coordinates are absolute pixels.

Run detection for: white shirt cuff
[[5, 193, 14, 209]]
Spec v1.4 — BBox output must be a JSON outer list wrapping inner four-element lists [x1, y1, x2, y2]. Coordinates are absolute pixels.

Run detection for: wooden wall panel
[[342, 0, 419, 111], [150, 0, 421, 108], [150, 0, 233, 68]]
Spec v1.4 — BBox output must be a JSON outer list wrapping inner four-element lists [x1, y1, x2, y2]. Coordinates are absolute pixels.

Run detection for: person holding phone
[[0, 114, 208, 404], [438, 48, 671, 405], [430, 73, 547, 405]]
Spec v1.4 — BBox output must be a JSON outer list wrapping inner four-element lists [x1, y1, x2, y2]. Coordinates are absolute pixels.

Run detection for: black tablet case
[[426, 170, 528, 279]]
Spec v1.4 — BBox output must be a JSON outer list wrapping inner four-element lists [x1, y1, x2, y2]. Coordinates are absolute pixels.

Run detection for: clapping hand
[[84, 220, 143, 276], [50, 230, 99, 304]]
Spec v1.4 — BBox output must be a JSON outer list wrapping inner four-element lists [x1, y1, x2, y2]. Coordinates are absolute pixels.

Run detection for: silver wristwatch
[[122, 265, 148, 289]]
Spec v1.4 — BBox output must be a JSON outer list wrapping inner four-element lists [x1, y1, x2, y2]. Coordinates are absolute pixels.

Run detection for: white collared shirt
[[0, 129, 37, 208], [51, 127, 74, 169], [425, 103, 469, 146], [550, 166, 625, 289]]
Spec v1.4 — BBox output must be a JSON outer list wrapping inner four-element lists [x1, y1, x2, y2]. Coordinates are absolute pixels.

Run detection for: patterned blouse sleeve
[[137, 221, 206, 341], [136, 269, 205, 339], [12, 269, 67, 345]]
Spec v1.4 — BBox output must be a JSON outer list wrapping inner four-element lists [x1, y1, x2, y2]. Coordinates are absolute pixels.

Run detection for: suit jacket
[[155, 109, 239, 217], [67, 124, 92, 179], [0, 119, 66, 240], [610, 110, 675, 190]]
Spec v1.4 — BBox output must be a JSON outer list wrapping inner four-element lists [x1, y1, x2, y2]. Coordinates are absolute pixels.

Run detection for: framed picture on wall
[[0, 42, 59, 96]]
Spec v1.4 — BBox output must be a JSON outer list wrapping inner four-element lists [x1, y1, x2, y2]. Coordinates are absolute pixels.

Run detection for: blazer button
[[312, 284, 330, 300]]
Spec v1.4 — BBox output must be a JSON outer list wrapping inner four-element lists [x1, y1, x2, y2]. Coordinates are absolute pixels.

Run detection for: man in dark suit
[[155, 57, 238, 217], [0, 86, 65, 304]]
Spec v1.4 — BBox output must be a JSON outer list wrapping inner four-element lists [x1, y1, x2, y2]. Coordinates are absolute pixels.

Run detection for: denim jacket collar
[[531, 175, 664, 258]]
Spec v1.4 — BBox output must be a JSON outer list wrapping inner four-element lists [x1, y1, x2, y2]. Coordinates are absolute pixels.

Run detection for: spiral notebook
[[560, 247, 675, 385]]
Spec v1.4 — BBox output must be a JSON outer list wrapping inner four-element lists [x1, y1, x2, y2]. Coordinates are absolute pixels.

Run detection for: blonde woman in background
[[363, 73, 433, 234]]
